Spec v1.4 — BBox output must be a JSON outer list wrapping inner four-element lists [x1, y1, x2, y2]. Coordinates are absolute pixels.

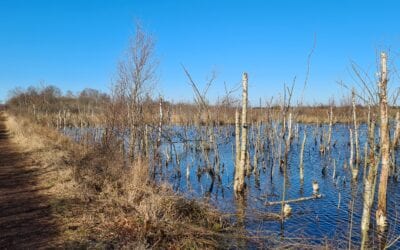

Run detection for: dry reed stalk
[[144, 124, 149, 157]]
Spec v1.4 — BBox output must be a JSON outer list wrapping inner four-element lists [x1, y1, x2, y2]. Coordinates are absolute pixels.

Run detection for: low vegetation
[[5, 113, 237, 249]]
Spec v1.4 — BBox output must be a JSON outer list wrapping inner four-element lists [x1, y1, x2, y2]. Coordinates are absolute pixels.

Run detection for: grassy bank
[[4, 113, 236, 249]]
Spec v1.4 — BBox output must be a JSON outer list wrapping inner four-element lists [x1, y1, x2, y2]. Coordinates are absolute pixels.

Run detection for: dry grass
[[13, 103, 400, 129], [169, 105, 390, 125], [5, 113, 237, 249]]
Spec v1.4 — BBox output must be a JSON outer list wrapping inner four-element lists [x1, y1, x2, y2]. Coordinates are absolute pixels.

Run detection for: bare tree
[[114, 23, 158, 161]]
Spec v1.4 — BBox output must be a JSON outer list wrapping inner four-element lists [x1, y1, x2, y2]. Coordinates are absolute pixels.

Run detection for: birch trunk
[[361, 151, 379, 249], [376, 52, 389, 231], [234, 73, 248, 194], [299, 130, 306, 181], [391, 111, 400, 175], [350, 128, 354, 167], [158, 96, 163, 147], [352, 89, 360, 164], [369, 117, 376, 162], [235, 109, 241, 171], [284, 112, 292, 164], [392, 112, 400, 149], [327, 106, 333, 150]]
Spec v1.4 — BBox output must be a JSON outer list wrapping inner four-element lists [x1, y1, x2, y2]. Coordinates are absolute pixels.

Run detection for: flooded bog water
[[64, 123, 400, 248]]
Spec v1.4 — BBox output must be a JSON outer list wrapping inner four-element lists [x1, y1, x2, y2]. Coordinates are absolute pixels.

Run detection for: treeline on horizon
[[5, 83, 396, 125], [5, 83, 376, 108]]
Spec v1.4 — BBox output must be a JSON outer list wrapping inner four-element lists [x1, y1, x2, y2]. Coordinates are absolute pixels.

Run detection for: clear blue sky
[[1, 0, 399, 105]]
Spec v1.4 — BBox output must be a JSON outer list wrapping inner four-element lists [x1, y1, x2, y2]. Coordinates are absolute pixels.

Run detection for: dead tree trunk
[[299, 130, 306, 181], [352, 89, 360, 164], [350, 128, 354, 167], [234, 73, 248, 194], [361, 155, 379, 249], [235, 109, 241, 171], [376, 52, 389, 231], [350, 128, 358, 180], [368, 114, 376, 162], [327, 106, 333, 151], [392, 112, 400, 150], [391, 111, 400, 175], [284, 112, 292, 164], [158, 96, 163, 147]]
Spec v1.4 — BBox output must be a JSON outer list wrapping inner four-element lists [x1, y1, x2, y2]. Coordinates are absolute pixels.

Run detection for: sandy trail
[[0, 112, 57, 249]]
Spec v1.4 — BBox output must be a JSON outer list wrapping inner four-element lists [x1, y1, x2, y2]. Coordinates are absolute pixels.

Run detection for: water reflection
[[62, 123, 400, 248]]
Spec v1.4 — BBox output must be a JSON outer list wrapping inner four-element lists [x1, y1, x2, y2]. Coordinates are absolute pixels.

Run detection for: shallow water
[[63, 123, 400, 248]]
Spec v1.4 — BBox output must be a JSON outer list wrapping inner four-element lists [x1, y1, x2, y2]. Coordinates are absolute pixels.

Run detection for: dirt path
[[0, 112, 58, 249]]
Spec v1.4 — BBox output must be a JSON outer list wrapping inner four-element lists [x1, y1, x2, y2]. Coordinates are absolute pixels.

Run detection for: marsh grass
[[5, 113, 239, 249]]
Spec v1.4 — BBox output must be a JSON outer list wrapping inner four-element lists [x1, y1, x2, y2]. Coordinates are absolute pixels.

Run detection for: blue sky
[[1, 0, 399, 105]]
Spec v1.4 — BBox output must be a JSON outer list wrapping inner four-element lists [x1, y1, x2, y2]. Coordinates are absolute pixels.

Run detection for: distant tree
[[65, 90, 75, 98]]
